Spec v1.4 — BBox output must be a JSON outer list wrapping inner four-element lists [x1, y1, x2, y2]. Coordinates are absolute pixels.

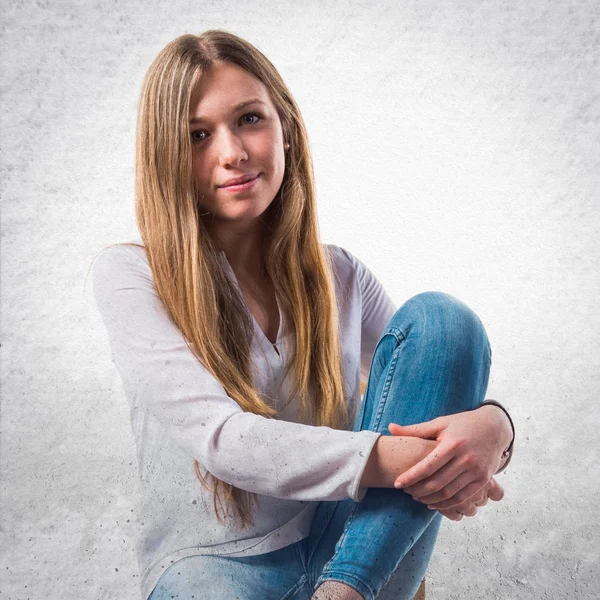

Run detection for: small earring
[[284, 143, 290, 151]]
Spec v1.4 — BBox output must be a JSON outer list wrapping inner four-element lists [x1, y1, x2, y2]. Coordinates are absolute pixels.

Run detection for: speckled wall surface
[[1, 1, 598, 598]]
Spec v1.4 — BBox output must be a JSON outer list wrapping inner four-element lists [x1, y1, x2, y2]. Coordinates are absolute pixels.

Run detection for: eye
[[191, 130, 207, 143], [241, 112, 262, 125], [190, 112, 263, 144]]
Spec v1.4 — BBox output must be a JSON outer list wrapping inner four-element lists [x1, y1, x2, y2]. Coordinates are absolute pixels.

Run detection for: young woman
[[91, 30, 515, 600]]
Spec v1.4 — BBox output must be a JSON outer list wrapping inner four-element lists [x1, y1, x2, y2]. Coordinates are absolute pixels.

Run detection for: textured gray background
[[1, 1, 599, 599]]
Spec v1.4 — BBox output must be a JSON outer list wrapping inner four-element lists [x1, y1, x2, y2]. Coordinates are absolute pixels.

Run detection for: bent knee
[[392, 291, 490, 352]]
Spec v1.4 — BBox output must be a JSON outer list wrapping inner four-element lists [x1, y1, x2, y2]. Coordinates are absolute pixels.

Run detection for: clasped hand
[[388, 406, 508, 519]]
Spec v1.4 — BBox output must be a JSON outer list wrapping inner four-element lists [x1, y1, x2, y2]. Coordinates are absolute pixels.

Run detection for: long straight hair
[[120, 30, 352, 528]]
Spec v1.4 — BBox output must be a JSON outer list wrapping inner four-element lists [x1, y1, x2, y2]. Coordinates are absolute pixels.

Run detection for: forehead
[[189, 63, 272, 121]]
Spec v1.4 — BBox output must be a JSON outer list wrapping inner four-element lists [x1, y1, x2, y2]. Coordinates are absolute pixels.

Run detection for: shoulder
[[324, 243, 365, 279], [322, 244, 367, 309], [324, 244, 394, 310], [324, 243, 356, 268], [92, 241, 148, 273], [90, 240, 150, 295]]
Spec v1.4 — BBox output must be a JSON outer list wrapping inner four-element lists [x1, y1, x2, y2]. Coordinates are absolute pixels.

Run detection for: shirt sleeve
[[91, 245, 382, 503], [336, 247, 398, 381]]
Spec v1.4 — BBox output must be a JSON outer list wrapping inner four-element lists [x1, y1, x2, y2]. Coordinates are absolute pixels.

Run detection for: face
[[189, 62, 286, 225]]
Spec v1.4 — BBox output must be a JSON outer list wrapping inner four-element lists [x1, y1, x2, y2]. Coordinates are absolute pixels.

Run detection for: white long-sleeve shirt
[[91, 240, 397, 600]]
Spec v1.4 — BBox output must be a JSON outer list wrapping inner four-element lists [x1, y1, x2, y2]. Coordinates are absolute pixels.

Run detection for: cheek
[[272, 148, 287, 179], [192, 157, 210, 184], [258, 138, 284, 167]]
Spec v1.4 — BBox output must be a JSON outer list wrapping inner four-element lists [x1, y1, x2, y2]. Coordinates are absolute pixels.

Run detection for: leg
[[376, 512, 442, 599], [147, 542, 307, 600], [307, 291, 492, 599], [308, 514, 442, 600]]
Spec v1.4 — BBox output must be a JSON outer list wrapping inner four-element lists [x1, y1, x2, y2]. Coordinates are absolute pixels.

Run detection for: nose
[[217, 129, 248, 167]]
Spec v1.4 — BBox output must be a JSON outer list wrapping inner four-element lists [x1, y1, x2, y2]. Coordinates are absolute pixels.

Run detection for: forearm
[[360, 435, 437, 488]]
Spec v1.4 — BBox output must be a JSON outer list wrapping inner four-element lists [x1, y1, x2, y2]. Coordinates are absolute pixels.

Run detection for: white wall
[[2, 1, 598, 598]]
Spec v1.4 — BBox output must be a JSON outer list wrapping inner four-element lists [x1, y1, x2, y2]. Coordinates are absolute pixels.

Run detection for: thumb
[[387, 419, 442, 439]]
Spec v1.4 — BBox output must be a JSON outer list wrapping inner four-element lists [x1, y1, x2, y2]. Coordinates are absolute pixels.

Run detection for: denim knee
[[386, 291, 491, 361]]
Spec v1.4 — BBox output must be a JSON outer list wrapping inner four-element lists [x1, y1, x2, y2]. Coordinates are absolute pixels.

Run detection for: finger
[[412, 469, 475, 505], [473, 483, 492, 507], [394, 441, 455, 489], [461, 488, 489, 514], [474, 495, 489, 507], [439, 508, 464, 522], [403, 457, 463, 498], [388, 419, 442, 440], [488, 479, 505, 502], [459, 504, 478, 517], [439, 510, 462, 521], [427, 478, 489, 511], [448, 487, 489, 517], [403, 459, 471, 502]]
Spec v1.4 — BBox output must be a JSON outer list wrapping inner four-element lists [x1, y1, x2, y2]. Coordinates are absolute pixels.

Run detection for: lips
[[219, 173, 260, 188]]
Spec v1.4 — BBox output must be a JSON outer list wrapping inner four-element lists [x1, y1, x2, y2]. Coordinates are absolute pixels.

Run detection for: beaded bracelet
[[479, 399, 515, 473]]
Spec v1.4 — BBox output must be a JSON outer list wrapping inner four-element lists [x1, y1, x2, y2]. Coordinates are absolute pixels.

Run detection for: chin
[[217, 204, 273, 222]]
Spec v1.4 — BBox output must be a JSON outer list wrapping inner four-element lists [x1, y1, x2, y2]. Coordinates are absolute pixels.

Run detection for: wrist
[[480, 404, 513, 448], [479, 399, 515, 473]]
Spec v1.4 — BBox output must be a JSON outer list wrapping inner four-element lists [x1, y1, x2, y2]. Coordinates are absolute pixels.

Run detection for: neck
[[207, 219, 269, 281]]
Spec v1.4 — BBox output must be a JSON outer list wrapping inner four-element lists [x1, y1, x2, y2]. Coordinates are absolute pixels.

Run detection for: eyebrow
[[189, 98, 266, 124]]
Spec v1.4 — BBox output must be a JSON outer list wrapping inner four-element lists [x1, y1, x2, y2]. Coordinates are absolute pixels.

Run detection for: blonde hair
[[106, 30, 352, 528]]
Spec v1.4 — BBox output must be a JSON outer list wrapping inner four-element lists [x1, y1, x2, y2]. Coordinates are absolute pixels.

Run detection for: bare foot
[[311, 580, 364, 600]]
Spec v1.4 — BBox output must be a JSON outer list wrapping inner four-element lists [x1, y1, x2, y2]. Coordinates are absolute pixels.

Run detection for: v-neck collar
[[218, 250, 285, 353]]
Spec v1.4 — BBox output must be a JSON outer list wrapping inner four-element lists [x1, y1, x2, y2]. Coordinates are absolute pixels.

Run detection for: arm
[[359, 431, 507, 524], [359, 435, 438, 488], [356, 385, 512, 514], [91, 245, 384, 503]]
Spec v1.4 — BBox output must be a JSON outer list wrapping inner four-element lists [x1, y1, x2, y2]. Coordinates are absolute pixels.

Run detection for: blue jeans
[[148, 291, 492, 600]]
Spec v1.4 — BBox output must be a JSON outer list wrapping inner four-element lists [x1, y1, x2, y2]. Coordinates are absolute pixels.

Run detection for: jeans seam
[[315, 502, 360, 586], [371, 344, 402, 432], [306, 502, 338, 571], [359, 330, 404, 431], [276, 573, 308, 600], [295, 538, 309, 578]]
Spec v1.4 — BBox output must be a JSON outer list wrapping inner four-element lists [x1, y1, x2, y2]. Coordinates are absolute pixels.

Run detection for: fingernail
[[394, 482, 403, 489]]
